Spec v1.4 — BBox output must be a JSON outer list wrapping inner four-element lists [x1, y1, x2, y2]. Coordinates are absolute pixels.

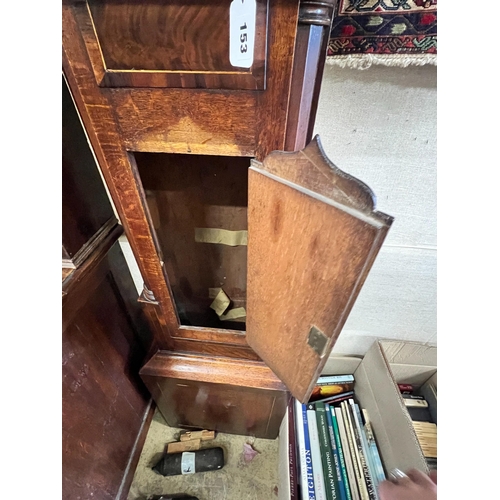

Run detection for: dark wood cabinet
[[62, 76, 154, 499], [62, 74, 116, 267], [62, 0, 393, 440]]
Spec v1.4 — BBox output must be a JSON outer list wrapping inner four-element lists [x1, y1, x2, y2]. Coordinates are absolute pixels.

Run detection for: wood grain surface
[[284, 24, 325, 151], [256, 0, 300, 159], [246, 137, 394, 403], [83, 0, 268, 89], [63, 0, 342, 364], [112, 89, 258, 156], [88, 0, 235, 71], [140, 351, 288, 438], [285, 0, 336, 151], [135, 152, 249, 329], [63, 79, 153, 499], [63, 7, 179, 349], [63, 244, 153, 500]]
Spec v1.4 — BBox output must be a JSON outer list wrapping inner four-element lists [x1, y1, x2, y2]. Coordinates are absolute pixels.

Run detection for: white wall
[[313, 64, 437, 355]]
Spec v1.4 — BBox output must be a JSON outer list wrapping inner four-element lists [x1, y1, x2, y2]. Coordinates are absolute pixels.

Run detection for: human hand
[[378, 468, 437, 500]]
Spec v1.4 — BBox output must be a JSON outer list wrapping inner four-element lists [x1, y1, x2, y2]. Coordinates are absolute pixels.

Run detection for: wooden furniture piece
[[62, 0, 393, 440], [62, 75, 154, 500]]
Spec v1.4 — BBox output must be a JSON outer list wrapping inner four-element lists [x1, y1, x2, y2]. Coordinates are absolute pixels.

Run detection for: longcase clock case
[[62, 0, 393, 438]]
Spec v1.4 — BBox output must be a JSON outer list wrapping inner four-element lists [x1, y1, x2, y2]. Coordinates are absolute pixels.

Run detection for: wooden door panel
[[246, 137, 394, 403], [140, 351, 288, 438], [79, 0, 268, 89]]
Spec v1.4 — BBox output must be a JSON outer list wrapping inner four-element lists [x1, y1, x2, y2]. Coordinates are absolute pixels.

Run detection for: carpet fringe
[[326, 54, 437, 70]]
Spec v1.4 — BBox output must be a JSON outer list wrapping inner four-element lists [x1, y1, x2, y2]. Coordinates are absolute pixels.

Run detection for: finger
[[406, 468, 435, 488], [429, 469, 437, 484], [379, 479, 398, 500], [389, 468, 412, 486]]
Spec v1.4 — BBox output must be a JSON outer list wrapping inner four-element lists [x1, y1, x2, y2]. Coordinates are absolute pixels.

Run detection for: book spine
[[295, 399, 316, 500], [328, 404, 351, 500], [316, 382, 355, 389], [316, 402, 339, 500], [402, 394, 425, 400], [312, 392, 355, 406], [352, 402, 380, 494], [403, 396, 429, 408], [335, 407, 360, 500], [397, 383, 414, 394], [341, 401, 369, 500], [347, 400, 377, 500], [368, 441, 385, 485], [361, 409, 386, 484], [288, 398, 299, 498], [317, 375, 355, 384], [307, 405, 328, 500]]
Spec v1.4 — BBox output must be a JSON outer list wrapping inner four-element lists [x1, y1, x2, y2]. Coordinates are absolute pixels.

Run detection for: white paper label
[[181, 451, 196, 474], [229, 0, 256, 68]]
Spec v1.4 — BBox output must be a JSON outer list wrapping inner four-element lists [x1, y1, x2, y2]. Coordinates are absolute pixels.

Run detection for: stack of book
[[412, 421, 437, 464], [288, 375, 386, 500], [399, 385, 437, 470]]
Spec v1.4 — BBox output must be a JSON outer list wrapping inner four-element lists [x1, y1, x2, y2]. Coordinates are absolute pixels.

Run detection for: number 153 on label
[[229, 0, 256, 68]]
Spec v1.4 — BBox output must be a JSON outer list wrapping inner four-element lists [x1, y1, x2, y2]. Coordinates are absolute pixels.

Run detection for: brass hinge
[[308, 325, 328, 357]]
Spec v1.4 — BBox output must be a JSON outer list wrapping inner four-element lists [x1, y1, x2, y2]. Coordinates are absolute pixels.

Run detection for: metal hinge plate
[[308, 325, 328, 357]]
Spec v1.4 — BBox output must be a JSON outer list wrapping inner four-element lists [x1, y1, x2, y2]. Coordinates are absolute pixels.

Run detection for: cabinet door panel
[[79, 0, 268, 89], [246, 137, 394, 403], [140, 351, 288, 438]]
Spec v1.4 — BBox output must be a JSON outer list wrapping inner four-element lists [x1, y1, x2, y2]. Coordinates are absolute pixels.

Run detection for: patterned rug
[[326, 0, 437, 69]]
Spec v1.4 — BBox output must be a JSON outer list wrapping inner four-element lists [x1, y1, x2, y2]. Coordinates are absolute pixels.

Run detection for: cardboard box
[[278, 340, 437, 500]]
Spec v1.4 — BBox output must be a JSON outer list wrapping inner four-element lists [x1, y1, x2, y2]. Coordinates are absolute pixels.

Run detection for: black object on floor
[[152, 447, 225, 477]]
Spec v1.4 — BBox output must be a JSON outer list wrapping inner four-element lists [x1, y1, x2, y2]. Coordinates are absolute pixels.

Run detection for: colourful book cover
[[335, 406, 360, 500], [361, 408, 386, 484], [347, 400, 377, 500], [352, 402, 380, 494], [307, 404, 328, 500], [295, 399, 316, 500], [341, 401, 369, 500], [309, 375, 355, 403], [328, 403, 351, 500], [315, 402, 340, 500]]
